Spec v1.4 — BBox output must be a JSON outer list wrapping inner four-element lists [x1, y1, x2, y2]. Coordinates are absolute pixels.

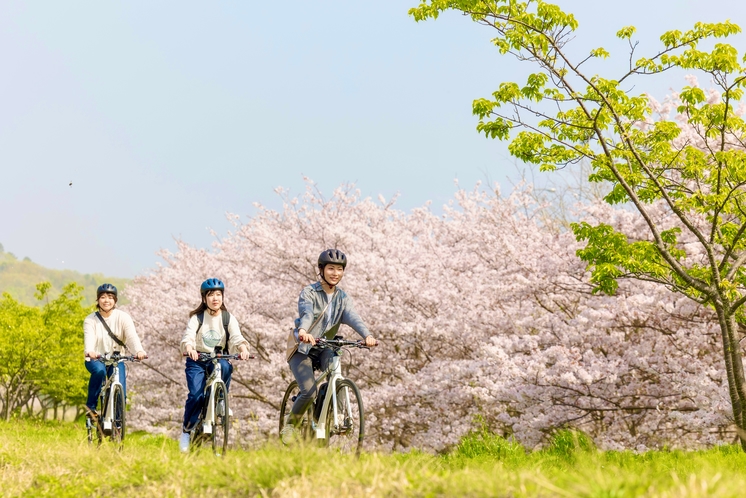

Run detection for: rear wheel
[[110, 384, 125, 448], [279, 381, 311, 444], [212, 381, 229, 456], [326, 379, 364, 456]]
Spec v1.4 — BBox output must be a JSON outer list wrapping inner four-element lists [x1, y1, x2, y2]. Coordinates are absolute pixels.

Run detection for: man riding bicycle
[[281, 249, 377, 443], [83, 283, 147, 421]]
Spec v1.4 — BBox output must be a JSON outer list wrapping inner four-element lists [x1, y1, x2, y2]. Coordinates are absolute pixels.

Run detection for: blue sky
[[1, 0, 743, 277]]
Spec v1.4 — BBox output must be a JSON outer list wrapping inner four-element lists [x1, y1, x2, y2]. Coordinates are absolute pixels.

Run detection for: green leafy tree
[[410, 1, 746, 448], [0, 291, 45, 420], [0, 282, 90, 420], [32, 282, 90, 411]]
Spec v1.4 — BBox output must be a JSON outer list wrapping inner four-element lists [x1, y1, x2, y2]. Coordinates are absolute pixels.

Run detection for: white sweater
[[180, 311, 249, 354], [83, 309, 144, 358]]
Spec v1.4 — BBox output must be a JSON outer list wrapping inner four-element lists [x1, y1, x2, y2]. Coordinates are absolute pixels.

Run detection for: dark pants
[[85, 360, 127, 412], [182, 357, 233, 432], [288, 347, 335, 421]]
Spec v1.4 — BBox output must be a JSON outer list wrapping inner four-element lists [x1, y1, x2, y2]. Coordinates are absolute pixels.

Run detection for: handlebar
[[315, 337, 377, 350], [86, 353, 148, 362], [182, 352, 256, 361]]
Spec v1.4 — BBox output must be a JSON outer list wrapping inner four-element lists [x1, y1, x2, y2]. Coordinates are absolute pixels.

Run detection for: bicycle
[[85, 353, 146, 448], [279, 337, 373, 455], [183, 352, 250, 456]]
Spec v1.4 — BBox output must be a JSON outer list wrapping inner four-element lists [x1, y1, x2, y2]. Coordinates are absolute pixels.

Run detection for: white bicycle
[[279, 337, 372, 455], [184, 352, 250, 456], [85, 353, 146, 448]]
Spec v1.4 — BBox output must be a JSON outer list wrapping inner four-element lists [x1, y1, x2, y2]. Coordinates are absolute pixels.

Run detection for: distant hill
[[0, 247, 130, 306]]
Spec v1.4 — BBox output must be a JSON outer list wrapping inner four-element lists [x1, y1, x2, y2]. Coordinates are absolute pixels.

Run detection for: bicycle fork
[[202, 389, 216, 435], [200, 367, 222, 435], [313, 356, 351, 439], [101, 365, 121, 434]]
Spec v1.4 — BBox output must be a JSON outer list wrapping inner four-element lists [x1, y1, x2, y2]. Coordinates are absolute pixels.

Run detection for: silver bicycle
[[279, 337, 371, 455], [85, 353, 146, 448]]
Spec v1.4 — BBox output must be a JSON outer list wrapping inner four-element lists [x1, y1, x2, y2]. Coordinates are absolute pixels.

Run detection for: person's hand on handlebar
[[185, 346, 199, 361], [298, 329, 316, 346], [238, 344, 251, 361], [364, 336, 377, 348], [136, 351, 147, 360], [86, 351, 100, 359]]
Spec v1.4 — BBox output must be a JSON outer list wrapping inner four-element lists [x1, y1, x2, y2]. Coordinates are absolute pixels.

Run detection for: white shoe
[[228, 407, 234, 417], [179, 432, 190, 453]]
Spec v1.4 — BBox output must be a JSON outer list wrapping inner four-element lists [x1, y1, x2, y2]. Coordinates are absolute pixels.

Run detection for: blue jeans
[[182, 358, 233, 432], [85, 360, 127, 412]]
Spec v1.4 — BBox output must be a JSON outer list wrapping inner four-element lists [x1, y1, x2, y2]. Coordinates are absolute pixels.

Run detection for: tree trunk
[[715, 305, 746, 449]]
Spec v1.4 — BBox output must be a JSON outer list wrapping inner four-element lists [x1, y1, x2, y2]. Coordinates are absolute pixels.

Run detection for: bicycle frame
[[197, 358, 225, 436], [99, 357, 125, 434], [309, 353, 348, 439]]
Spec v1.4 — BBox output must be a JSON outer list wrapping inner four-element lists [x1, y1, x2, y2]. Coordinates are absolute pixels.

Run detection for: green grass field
[[3, 420, 746, 497]]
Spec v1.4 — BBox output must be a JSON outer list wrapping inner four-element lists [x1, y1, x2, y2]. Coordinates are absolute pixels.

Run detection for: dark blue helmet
[[200, 278, 225, 295], [96, 283, 118, 300], [318, 249, 347, 269]]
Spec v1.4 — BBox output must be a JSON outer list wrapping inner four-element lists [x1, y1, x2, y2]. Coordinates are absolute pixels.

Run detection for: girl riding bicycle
[[179, 278, 251, 452], [83, 283, 147, 419], [282, 249, 377, 443]]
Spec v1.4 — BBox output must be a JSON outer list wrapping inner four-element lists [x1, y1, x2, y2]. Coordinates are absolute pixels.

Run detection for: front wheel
[[110, 384, 126, 448], [212, 381, 229, 456], [325, 379, 364, 455], [279, 381, 311, 444]]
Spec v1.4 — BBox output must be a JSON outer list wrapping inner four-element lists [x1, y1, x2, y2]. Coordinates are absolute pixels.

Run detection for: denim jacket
[[287, 282, 371, 359]]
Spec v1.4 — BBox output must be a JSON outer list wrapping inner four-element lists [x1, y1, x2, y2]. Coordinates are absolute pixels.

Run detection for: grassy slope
[[3, 421, 746, 497], [0, 251, 129, 306]]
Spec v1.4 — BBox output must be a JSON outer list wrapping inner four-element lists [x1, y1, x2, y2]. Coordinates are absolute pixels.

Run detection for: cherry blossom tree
[[124, 180, 731, 452], [409, 0, 746, 449]]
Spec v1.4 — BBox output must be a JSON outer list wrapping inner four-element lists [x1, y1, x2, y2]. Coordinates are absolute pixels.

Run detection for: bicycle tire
[[279, 381, 311, 443], [325, 379, 364, 456], [110, 384, 126, 447], [212, 381, 229, 456]]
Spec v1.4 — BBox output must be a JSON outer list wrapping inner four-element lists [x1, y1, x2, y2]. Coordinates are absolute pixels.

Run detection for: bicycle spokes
[[326, 379, 364, 455]]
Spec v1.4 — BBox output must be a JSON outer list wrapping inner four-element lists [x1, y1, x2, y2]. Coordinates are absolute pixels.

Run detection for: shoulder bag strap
[[95, 311, 126, 348], [306, 289, 335, 338]]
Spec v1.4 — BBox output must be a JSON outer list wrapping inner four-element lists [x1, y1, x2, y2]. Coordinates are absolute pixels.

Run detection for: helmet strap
[[319, 266, 336, 291]]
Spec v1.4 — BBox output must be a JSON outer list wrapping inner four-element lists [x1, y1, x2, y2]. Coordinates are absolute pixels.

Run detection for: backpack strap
[[220, 310, 231, 354]]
